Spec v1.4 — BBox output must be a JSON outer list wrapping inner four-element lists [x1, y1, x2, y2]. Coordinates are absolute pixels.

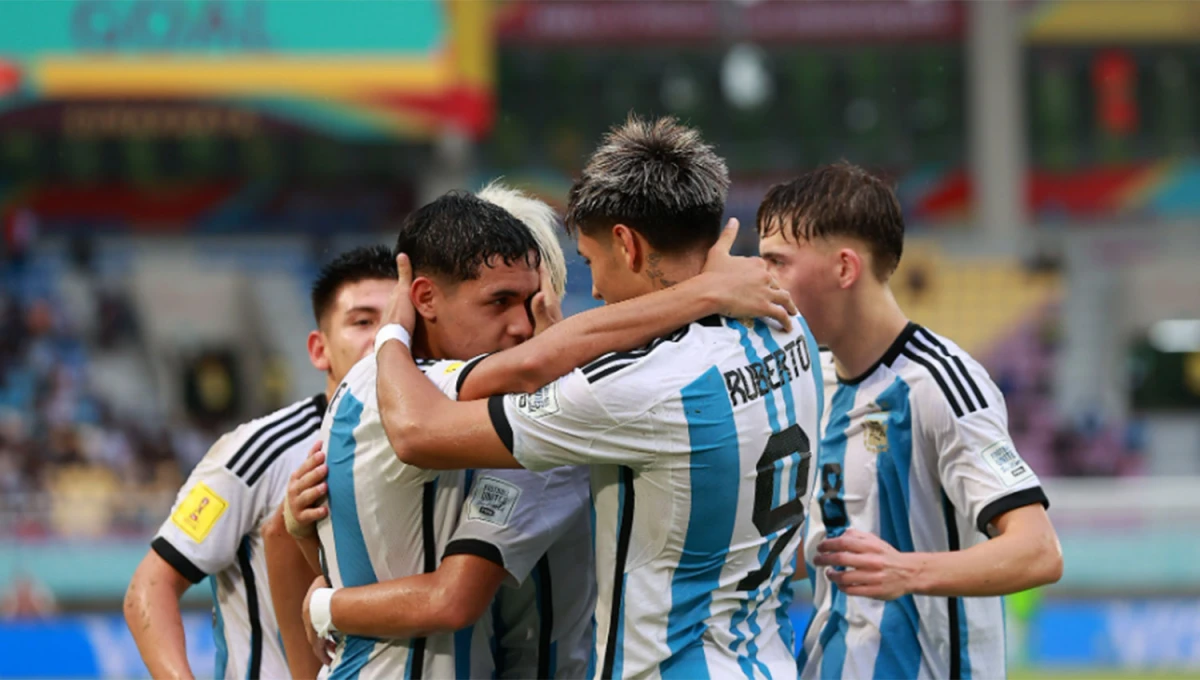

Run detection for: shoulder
[[891, 325, 1000, 421], [216, 394, 326, 485], [575, 315, 744, 405]]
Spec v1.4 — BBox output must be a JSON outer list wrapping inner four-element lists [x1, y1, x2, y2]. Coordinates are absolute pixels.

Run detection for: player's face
[[759, 229, 843, 344], [434, 256, 541, 357], [576, 231, 646, 305], [316, 278, 395, 383]]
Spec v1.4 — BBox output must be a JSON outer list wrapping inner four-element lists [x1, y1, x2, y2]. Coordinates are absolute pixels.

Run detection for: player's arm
[[308, 555, 507, 640], [379, 256, 670, 472], [124, 550, 196, 680], [263, 506, 323, 680], [379, 339, 517, 470], [815, 376, 1062, 600], [125, 432, 278, 677], [455, 221, 796, 400]]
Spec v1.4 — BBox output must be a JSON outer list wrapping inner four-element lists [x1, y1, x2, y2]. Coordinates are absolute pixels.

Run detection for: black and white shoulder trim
[[224, 394, 325, 485], [899, 327, 989, 418]]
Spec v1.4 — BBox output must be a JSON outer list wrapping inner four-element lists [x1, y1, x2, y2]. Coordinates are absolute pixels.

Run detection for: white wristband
[[374, 324, 412, 355], [309, 587, 337, 638]]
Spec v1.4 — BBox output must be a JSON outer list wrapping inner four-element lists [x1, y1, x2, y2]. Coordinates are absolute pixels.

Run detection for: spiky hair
[[565, 115, 729, 253], [477, 180, 568, 298]]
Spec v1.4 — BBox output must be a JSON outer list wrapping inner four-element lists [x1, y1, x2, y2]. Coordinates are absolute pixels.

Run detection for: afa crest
[[863, 416, 888, 455]]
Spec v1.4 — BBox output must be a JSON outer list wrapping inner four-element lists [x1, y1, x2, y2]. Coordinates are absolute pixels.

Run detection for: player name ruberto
[[724, 337, 812, 407]]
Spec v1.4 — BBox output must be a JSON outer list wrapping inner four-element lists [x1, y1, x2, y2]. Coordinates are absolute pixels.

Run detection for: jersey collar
[[836, 321, 919, 385]]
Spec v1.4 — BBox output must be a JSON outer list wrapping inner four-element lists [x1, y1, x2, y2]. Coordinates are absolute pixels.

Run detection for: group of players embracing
[[126, 115, 1062, 680]]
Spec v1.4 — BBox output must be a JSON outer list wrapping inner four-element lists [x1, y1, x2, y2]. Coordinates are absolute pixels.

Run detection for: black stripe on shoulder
[[151, 537, 207, 584], [230, 400, 322, 483], [901, 348, 964, 418], [243, 419, 322, 486], [224, 399, 313, 472], [916, 328, 989, 410], [582, 326, 690, 384], [908, 335, 980, 414]]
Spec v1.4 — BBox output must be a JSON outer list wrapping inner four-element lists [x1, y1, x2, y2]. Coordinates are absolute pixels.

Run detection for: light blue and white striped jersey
[[317, 353, 492, 680], [153, 393, 325, 680], [490, 315, 824, 680], [448, 465, 596, 679], [800, 323, 1049, 680]]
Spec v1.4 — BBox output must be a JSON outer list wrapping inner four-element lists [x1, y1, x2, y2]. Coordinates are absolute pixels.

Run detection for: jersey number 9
[[738, 424, 811, 591]]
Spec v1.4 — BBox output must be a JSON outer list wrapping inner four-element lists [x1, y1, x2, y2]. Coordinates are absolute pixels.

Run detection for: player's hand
[[383, 253, 418, 336], [699, 218, 797, 331], [285, 441, 328, 539], [530, 260, 563, 336], [813, 528, 920, 601], [302, 575, 337, 665]]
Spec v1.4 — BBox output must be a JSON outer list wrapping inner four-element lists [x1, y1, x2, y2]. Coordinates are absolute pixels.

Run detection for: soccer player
[[296, 188, 795, 679], [359, 116, 823, 679], [755, 163, 1063, 679], [124, 246, 399, 680]]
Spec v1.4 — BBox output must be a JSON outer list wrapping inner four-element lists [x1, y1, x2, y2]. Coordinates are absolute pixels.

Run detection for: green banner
[[0, 0, 444, 56]]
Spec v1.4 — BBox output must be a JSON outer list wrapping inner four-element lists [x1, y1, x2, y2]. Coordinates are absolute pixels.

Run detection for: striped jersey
[[800, 323, 1050, 680], [490, 315, 824, 680], [447, 465, 596, 679], [153, 394, 326, 680], [318, 353, 487, 680]]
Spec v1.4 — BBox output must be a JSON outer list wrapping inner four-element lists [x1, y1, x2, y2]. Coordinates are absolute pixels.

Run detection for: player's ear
[[835, 247, 864, 290], [612, 223, 641, 272], [411, 276, 439, 322], [307, 329, 331, 372]]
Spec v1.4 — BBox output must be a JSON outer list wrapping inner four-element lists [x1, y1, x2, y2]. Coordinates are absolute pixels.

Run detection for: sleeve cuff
[[976, 487, 1050, 535], [443, 538, 505, 569], [488, 395, 514, 453], [455, 354, 491, 397], [151, 536, 208, 584]]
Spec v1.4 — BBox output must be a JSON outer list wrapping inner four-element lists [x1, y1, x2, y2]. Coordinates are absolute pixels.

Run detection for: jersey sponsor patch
[[443, 361, 465, 375], [515, 382, 560, 418], [466, 476, 522, 527], [981, 439, 1034, 487], [171, 482, 229, 543]]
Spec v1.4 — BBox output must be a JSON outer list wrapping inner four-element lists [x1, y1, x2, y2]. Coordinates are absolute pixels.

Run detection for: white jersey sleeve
[[487, 367, 669, 472], [444, 466, 590, 586], [152, 397, 323, 581], [918, 356, 1048, 536]]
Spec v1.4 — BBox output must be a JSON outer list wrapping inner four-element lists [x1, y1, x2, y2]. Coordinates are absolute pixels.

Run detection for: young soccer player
[[350, 116, 822, 679], [295, 188, 795, 679], [124, 246, 397, 680], [756, 163, 1063, 679]]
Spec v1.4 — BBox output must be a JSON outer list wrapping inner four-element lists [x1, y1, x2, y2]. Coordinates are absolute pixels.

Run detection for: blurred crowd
[[0, 247, 214, 539]]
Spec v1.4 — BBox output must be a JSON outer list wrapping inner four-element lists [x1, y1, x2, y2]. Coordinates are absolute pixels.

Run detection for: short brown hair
[[566, 115, 729, 254], [756, 162, 904, 280]]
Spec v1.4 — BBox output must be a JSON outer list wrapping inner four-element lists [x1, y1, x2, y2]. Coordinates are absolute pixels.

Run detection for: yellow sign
[[171, 482, 228, 543]]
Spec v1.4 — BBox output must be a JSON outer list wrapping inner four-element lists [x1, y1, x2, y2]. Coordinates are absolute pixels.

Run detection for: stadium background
[[2, 0, 1200, 677]]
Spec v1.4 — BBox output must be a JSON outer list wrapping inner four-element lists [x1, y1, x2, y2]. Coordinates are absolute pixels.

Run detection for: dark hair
[[310, 245, 397, 324], [565, 115, 729, 254], [394, 191, 541, 284], [756, 162, 905, 280]]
